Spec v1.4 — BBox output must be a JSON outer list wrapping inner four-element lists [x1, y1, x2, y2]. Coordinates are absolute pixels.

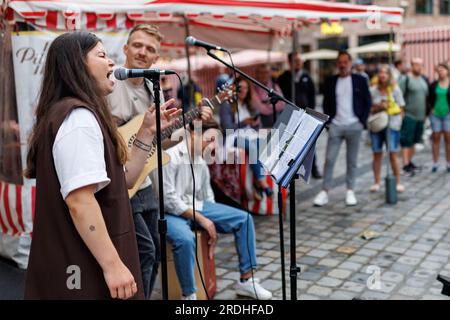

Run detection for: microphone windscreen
[[114, 67, 127, 80], [185, 36, 195, 46]]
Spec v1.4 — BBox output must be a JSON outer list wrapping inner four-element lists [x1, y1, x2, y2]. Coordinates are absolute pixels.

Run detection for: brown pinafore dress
[[24, 97, 144, 299]]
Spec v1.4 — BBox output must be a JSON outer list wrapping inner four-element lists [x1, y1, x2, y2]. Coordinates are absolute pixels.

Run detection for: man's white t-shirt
[[333, 75, 359, 126], [52, 108, 110, 200]]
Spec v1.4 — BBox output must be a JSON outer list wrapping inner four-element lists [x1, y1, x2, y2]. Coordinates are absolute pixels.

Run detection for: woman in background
[[369, 65, 405, 193], [428, 63, 450, 173], [220, 77, 273, 200]]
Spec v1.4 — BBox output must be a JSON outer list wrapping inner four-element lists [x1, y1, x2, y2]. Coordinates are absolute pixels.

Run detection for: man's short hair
[[394, 59, 403, 68], [337, 50, 352, 61], [287, 51, 301, 63], [411, 57, 423, 65], [127, 24, 163, 43]]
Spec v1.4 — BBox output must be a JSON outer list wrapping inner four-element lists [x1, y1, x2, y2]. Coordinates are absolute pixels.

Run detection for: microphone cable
[[174, 72, 210, 300], [227, 51, 259, 300]]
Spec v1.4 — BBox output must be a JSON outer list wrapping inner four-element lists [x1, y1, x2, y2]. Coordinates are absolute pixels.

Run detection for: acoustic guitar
[[118, 84, 234, 198]]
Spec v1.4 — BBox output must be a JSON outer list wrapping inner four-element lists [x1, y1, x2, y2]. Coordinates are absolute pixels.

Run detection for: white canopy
[[348, 41, 401, 55], [301, 49, 338, 61]]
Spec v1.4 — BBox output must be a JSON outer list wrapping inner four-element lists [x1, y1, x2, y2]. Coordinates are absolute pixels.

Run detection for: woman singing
[[24, 31, 180, 299]]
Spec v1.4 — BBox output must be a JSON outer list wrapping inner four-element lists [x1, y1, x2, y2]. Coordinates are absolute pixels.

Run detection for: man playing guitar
[[107, 24, 213, 299]]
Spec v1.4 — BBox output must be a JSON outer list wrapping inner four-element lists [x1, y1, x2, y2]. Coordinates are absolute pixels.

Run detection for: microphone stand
[[206, 50, 301, 300], [146, 72, 169, 300]]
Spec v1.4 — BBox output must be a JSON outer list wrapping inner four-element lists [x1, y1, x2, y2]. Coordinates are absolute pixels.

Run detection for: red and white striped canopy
[[4, 0, 404, 52]]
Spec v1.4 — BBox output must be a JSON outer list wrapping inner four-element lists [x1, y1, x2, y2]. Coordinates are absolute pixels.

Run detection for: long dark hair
[[25, 31, 127, 178], [233, 77, 256, 114]]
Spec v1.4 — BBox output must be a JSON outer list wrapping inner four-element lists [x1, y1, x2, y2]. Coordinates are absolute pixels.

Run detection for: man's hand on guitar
[[199, 105, 213, 122], [140, 98, 182, 137]]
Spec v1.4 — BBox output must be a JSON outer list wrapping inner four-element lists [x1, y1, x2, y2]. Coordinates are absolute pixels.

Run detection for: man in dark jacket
[[313, 51, 371, 207], [277, 52, 322, 179]]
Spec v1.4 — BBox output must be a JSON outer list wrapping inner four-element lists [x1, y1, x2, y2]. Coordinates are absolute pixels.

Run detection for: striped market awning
[[3, 0, 404, 52]]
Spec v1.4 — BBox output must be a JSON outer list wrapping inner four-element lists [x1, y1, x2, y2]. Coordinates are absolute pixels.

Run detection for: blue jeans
[[166, 201, 258, 296], [370, 128, 400, 153], [430, 114, 450, 132], [234, 134, 264, 180], [130, 185, 160, 300]]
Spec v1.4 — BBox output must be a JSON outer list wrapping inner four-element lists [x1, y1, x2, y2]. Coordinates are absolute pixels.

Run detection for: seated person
[[219, 77, 273, 200], [151, 120, 272, 300]]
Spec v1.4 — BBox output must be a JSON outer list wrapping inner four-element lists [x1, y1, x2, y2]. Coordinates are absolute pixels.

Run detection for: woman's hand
[[103, 260, 138, 299], [370, 102, 387, 114]]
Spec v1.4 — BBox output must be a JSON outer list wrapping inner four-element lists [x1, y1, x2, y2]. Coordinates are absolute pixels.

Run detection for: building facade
[[299, 0, 450, 90]]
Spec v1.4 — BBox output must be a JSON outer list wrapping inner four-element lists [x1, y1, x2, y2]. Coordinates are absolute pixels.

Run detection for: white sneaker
[[181, 293, 197, 300], [313, 190, 329, 206], [345, 190, 357, 206], [235, 278, 272, 300]]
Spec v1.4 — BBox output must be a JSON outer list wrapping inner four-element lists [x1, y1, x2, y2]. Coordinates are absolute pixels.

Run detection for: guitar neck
[[160, 107, 201, 141]]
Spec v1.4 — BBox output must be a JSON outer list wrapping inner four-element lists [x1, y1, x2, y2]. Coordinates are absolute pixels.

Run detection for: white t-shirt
[[52, 108, 110, 200], [333, 76, 359, 126], [235, 101, 252, 129]]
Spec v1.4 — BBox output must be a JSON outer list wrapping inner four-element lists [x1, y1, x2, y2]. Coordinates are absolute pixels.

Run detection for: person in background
[[353, 58, 370, 85], [313, 51, 371, 207], [277, 51, 322, 179], [392, 59, 408, 83], [177, 73, 203, 111], [427, 63, 450, 173], [270, 64, 282, 83], [253, 64, 286, 128], [219, 77, 273, 200], [398, 57, 429, 175], [151, 120, 273, 300], [215, 66, 233, 93], [161, 76, 174, 102], [368, 65, 405, 193]]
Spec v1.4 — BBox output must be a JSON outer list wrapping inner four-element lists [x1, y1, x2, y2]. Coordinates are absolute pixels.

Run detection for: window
[[441, 0, 450, 14], [358, 33, 392, 46], [416, 0, 433, 14], [356, 0, 373, 4]]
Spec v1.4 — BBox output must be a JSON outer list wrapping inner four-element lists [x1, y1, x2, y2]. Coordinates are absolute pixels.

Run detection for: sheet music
[[259, 108, 325, 187]]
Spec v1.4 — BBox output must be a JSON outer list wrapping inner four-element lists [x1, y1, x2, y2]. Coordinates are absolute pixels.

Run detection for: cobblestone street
[[2, 128, 450, 300], [211, 130, 450, 300]]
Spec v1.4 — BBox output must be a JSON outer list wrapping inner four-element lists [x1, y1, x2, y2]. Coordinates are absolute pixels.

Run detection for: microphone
[[185, 36, 228, 52], [114, 67, 176, 80]]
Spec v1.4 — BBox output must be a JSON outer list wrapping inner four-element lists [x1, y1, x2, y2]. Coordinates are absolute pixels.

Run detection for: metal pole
[[289, 24, 301, 300], [183, 15, 194, 110], [385, 27, 397, 204], [151, 75, 169, 300]]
